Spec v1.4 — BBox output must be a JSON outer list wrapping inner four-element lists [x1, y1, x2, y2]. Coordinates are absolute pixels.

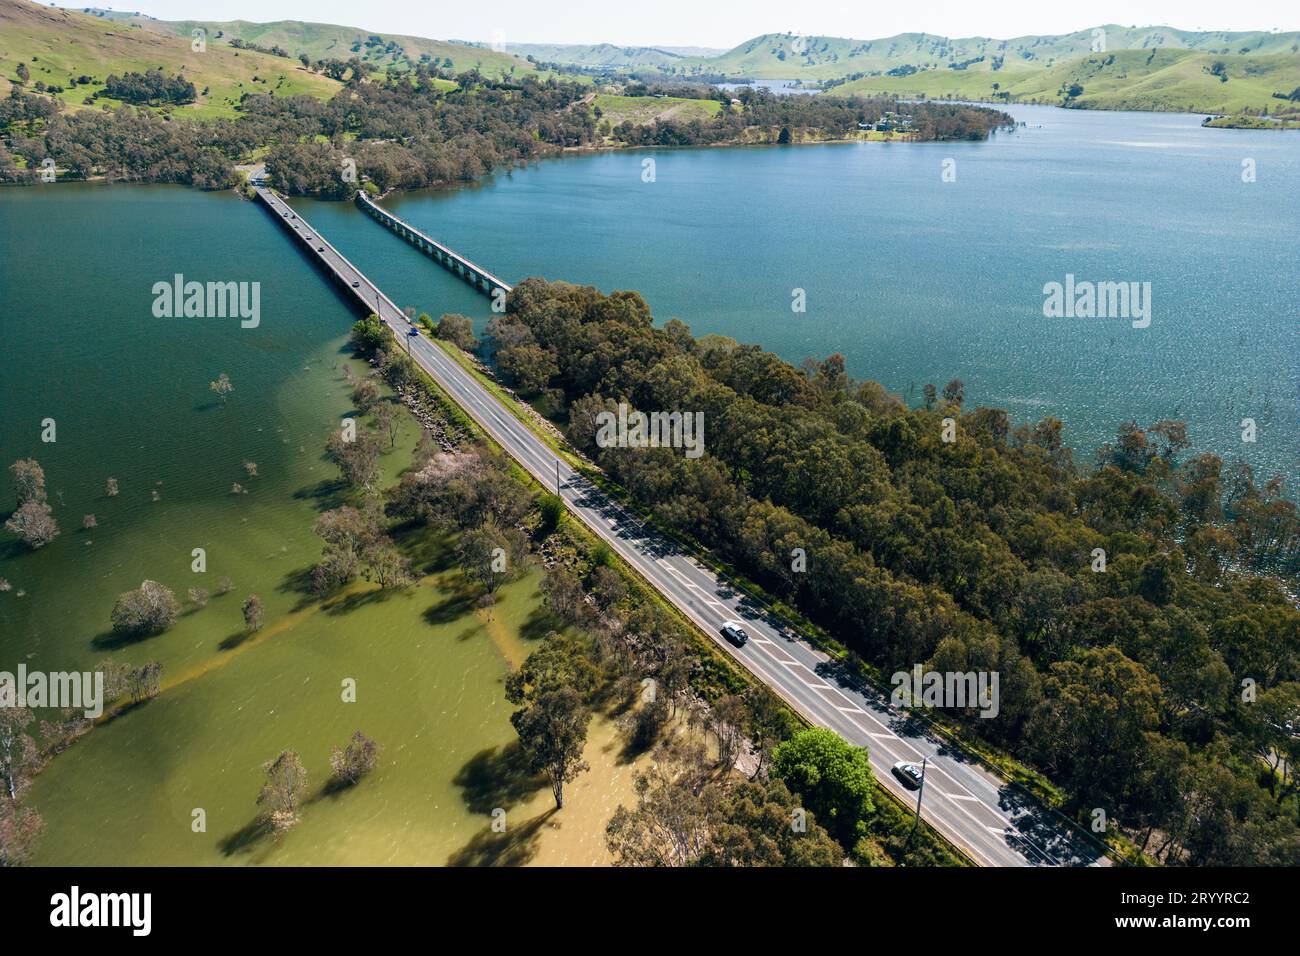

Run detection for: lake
[[0, 102, 1296, 863], [300, 103, 1299, 487]]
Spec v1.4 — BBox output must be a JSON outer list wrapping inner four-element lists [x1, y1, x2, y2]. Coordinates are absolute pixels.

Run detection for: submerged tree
[[0, 708, 42, 802], [257, 750, 307, 834], [373, 401, 400, 449], [8, 459, 46, 507], [241, 595, 265, 633], [209, 372, 233, 405], [110, 580, 180, 637], [329, 731, 381, 785], [360, 537, 412, 590], [510, 686, 591, 810], [326, 428, 382, 489], [126, 661, 163, 704], [351, 378, 380, 414], [457, 522, 518, 594], [4, 500, 59, 549], [309, 505, 374, 594]]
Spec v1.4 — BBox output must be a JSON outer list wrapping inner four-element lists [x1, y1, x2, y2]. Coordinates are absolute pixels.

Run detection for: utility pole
[[555, 459, 561, 495], [909, 757, 928, 844]]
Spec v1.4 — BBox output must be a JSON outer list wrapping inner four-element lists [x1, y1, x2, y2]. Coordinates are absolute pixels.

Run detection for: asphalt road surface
[[255, 187, 1108, 868]]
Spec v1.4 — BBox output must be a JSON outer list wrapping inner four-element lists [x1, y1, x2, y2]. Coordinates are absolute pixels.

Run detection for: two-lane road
[[254, 186, 1107, 868]]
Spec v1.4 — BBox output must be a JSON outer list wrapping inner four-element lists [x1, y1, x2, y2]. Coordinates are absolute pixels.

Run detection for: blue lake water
[[297, 104, 1299, 485]]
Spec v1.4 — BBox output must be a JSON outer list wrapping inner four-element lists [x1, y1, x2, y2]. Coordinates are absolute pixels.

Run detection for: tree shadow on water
[[293, 478, 348, 513], [321, 585, 402, 617], [423, 582, 478, 626], [452, 741, 546, 816], [0, 537, 28, 562], [277, 565, 320, 610], [218, 629, 253, 651], [445, 807, 556, 867], [391, 521, 455, 574], [519, 603, 562, 643], [217, 816, 273, 858], [90, 628, 157, 651]]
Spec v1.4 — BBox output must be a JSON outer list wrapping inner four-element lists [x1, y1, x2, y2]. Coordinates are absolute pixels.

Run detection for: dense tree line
[[1, 90, 250, 187], [261, 70, 594, 194], [100, 70, 197, 106], [0, 67, 1008, 193], [486, 278, 1300, 865], [609, 89, 1012, 147], [227, 38, 290, 59], [0, 68, 592, 193]]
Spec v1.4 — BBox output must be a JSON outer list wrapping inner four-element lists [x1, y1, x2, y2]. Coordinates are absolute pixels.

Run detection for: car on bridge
[[407, 327, 420, 338], [720, 621, 749, 647]]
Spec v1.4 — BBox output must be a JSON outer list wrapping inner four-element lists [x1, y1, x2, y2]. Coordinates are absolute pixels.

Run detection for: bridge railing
[[354, 192, 512, 295]]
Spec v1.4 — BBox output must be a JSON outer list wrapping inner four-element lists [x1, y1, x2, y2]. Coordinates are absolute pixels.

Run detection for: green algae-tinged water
[[0, 184, 548, 865]]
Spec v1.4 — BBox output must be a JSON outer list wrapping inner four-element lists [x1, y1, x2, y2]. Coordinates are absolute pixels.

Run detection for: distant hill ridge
[[675, 25, 1300, 80], [498, 42, 728, 69], [67, 5, 548, 78], [62, 14, 1299, 77], [10, 6, 1300, 115]]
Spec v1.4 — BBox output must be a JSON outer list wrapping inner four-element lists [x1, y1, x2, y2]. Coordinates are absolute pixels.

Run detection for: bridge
[[354, 190, 512, 302], [251, 184, 1109, 870], [253, 185, 399, 318]]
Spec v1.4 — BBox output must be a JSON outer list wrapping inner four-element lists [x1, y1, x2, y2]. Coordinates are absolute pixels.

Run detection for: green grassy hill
[[502, 42, 727, 70], [675, 25, 1300, 81], [13, 7, 1298, 118], [836, 48, 1300, 114], [99, 10, 556, 80], [0, 0, 342, 117]]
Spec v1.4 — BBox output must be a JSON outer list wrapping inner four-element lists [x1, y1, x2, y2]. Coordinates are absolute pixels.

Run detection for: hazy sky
[[78, 0, 1300, 48]]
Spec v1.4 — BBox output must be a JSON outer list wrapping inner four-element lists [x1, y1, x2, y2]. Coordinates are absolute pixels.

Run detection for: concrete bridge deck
[[253, 185, 400, 319]]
